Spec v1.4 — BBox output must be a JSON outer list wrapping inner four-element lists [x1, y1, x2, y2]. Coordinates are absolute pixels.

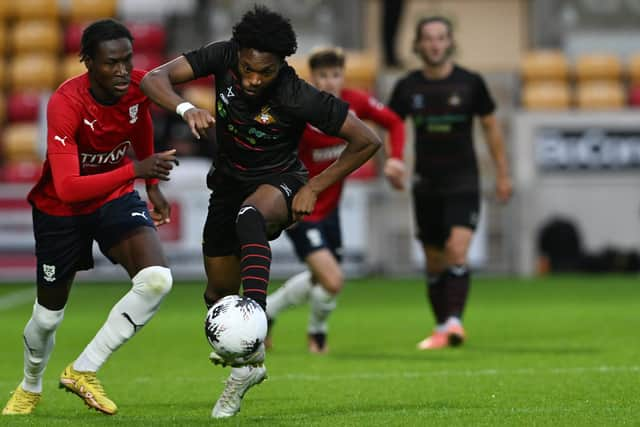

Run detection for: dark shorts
[[286, 208, 343, 262], [203, 171, 306, 257], [33, 191, 155, 287], [412, 189, 479, 248]]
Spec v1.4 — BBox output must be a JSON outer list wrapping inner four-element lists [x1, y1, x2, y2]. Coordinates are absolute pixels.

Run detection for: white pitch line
[[0, 288, 34, 311]]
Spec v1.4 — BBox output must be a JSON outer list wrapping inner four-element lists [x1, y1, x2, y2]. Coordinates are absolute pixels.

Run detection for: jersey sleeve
[[351, 90, 405, 160], [130, 101, 159, 186], [183, 40, 236, 79], [286, 77, 349, 136], [47, 92, 136, 203], [388, 78, 410, 120], [473, 74, 496, 116]]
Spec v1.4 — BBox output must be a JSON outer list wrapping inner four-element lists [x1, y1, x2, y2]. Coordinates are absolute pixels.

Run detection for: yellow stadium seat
[[0, 23, 6, 57], [286, 56, 310, 82], [10, 20, 62, 54], [575, 81, 625, 109], [68, 0, 117, 23], [520, 50, 569, 82], [521, 82, 571, 110], [575, 53, 622, 81], [60, 54, 87, 82], [183, 86, 214, 114], [13, 0, 59, 20], [0, 3, 12, 20], [0, 59, 5, 92], [344, 51, 377, 91], [628, 53, 640, 84], [2, 122, 40, 162], [8, 54, 59, 91], [0, 93, 6, 124]]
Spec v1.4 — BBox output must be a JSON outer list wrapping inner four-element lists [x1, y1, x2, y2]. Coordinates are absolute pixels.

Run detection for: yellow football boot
[[59, 364, 117, 415], [2, 386, 41, 415]]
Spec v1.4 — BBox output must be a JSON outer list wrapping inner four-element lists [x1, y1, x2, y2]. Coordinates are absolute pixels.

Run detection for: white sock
[[445, 316, 462, 328], [308, 285, 337, 335], [436, 324, 447, 333], [73, 266, 172, 372], [21, 301, 65, 393], [266, 270, 313, 319]]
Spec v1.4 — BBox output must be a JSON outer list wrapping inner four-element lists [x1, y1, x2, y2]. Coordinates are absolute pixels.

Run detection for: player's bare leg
[[61, 228, 172, 415]]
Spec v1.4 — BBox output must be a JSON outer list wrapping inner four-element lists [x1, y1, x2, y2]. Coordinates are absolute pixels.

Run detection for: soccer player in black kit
[[389, 16, 512, 350], [141, 6, 381, 418]]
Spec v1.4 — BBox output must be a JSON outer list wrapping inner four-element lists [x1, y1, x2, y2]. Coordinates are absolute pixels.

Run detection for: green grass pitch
[[0, 276, 638, 426]]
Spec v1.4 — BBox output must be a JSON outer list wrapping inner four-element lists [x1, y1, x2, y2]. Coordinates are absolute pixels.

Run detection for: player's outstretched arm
[[141, 56, 215, 139], [292, 113, 381, 220], [480, 114, 512, 203]]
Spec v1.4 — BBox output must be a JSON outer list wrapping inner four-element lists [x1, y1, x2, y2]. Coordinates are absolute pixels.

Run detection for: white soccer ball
[[204, 295, 267, 361]]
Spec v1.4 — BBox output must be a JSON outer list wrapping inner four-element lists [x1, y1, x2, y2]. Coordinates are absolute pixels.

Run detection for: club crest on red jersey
[[254, 106, 275, 125], [129, 104, 139, 124]]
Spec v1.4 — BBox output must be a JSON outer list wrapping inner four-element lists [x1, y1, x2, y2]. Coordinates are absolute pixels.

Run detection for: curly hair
[[80, 19, 133, 63], [232, 5, 297, 59]]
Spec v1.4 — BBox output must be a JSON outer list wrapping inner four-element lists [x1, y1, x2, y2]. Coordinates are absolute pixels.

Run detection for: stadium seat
[[520, 50, 569, 83], [521, 82, 571, 110], [60, 54, 87, 82], [0, 2, 12, 20], [575, 81, 625, 109], [628, 85, 640, 107], [0, 23, 6, 57], [133, 52, 165, 71], [63, 22, 86, 54], [628, 53, 640, 85], [68, 0, 117, 23], [8, 54, 59, 91], [575, 53, 622, 81], [183, 86, 214, 114], [1, 122, 40, 162], [10, 20, 62, 54], [7, 92, 42, 123], [344, 51, 377, 91], [0, 93, 6, 124], [13, 0, 59, 20], [1, 160, 42, 182], [127, 22, 166, 52], [286, 55, 311, 81], [0, 58, 5, 92]]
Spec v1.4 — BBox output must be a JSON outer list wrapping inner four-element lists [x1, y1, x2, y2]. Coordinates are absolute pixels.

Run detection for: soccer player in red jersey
[[141, 6, 381, 418], [266, 47, 406, 353], [389, 17, 512, 350], [2, 19, 177, 416]]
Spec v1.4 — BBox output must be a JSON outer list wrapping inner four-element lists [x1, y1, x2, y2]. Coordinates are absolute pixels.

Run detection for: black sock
[[235, 205, 270, 310], [204, 293, 216, 310], [444, 265, 470, 319], [427, 273, 448, 325]]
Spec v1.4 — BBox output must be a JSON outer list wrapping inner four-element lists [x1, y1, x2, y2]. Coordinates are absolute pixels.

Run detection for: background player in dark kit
[[3, 19, 176, 416], [266, 46, 406, 354], [389, 16, 512, 350], [141, 6, 381, 418]]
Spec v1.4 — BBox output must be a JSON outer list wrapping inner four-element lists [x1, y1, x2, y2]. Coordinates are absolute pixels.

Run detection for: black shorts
[[286, 208, 343, 262], [203, 171, 306, 257], [412, 189, 479, 248], [33, 191, 155, 287]]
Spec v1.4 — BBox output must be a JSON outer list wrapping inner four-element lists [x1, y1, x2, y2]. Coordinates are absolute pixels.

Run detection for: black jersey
[[389, 65, 495, 193], [184, 40, 349, 183]]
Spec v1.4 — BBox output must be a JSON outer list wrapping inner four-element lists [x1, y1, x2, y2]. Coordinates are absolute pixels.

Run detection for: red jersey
[[28, 70, 156, 216], [299, 88, 404, 221]]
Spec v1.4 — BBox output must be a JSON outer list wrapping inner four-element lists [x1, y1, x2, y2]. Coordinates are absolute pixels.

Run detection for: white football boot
[[209, 343, 265, 367], [211, 364, 267, 418]]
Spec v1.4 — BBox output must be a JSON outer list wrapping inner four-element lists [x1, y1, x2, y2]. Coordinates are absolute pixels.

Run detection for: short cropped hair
[[80, 18, 133, 62], [308, 47, 345, 70], [232, 5, 297, 59]]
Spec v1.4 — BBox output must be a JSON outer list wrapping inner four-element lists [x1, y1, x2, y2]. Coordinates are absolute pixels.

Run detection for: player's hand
[[384, 158, 406, 191], [183, 108, 215, 140], [291, 184, 318, 222], [146, 184, 171, 226], [496, 174, 513, 203], [134, 149, 179, 181]]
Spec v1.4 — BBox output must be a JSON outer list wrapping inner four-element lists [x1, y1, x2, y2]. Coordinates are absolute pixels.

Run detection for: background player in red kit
[[389, 16, 512, 350], [2, 19, 177, 416], [141, 6, 381, 418], [266, 47, 406, 353]]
